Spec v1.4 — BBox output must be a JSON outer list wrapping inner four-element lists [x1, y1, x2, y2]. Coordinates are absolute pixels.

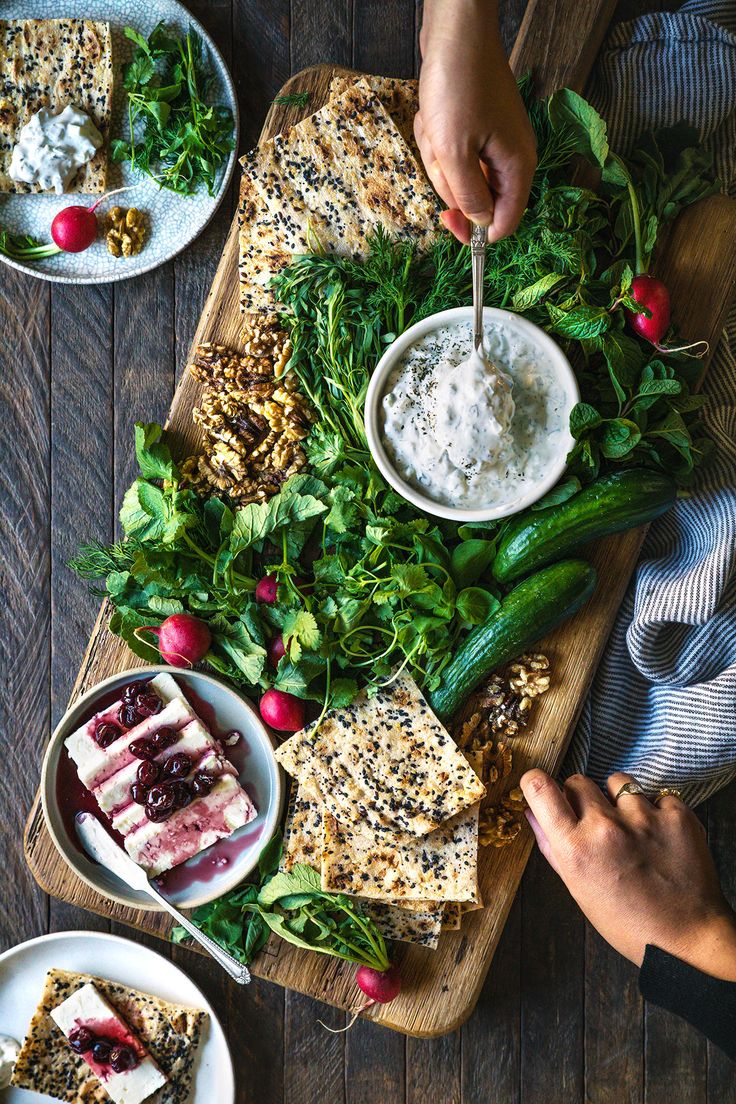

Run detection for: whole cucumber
[[493, 470, 676, 584], [428, 559, 597, 722]]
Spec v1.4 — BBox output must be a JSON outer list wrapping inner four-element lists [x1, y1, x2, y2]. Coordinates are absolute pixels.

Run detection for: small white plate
[[364, 305, 580, 523], [41, 666, 283, 911], [0, 930, 235, 1104], [0, 0, 239, 284]]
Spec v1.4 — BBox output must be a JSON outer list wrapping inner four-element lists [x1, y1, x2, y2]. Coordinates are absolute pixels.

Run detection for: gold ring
[[615, 781, 647, 800], [654, 787, 683, 803]]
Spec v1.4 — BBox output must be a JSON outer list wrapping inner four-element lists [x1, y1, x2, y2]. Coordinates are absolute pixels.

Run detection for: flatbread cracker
[[11, 968, 206, 1103], [0, 19, 112, 193], [328, 74, 419, 154], [276, 675, 485, 838], [238, 77, 439, 312], [321, 799, 479, 902], [363, 901, 443, 949]]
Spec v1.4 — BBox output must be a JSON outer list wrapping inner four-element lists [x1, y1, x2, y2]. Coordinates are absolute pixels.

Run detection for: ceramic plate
[[0, 0, 239, 284], [0, 930, 235, 1103], [41, 666, 283, 910]]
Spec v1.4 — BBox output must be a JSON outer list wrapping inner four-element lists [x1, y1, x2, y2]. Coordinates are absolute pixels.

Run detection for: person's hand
[[416, 0, 537, 244], [520, 769, 736, 980]]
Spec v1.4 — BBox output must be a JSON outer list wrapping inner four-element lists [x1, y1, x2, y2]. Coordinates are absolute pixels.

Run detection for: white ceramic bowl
[[364, 306, 580, 522], [41, 666, 283, 911]]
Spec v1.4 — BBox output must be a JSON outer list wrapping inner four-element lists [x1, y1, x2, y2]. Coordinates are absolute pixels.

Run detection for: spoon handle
[[471, 223, 487, 352], [146, 879, 251, 985]]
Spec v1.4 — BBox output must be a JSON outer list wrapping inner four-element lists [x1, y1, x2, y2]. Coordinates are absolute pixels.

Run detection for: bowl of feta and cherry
[[364, 306, 580, 522], [41, 667, 283, 910]]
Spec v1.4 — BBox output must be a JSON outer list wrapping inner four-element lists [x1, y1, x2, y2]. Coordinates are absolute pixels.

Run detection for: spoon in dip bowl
[[429, 225, 516, 473]]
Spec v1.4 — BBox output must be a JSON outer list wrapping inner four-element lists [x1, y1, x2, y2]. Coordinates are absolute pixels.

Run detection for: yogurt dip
[[0, 1034, 20, 1089], [9, 104, 102, 193], [380, 320, 569, 511]]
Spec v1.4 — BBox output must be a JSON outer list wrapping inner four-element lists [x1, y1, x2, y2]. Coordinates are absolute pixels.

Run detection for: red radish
[[255, 574, 279, 604], [51, 205, 99, 252], [135, 614, 212, 669], [626, 274, 670, 345], [50, 184, 138, 254], [355, 964, 401, 1005], [319, 963, 401, 1033], [267, 634, 286, 668], [259, 688, 305, 732]]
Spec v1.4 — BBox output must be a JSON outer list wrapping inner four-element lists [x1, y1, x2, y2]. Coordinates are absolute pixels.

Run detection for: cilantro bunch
[[112, 23, 235, 196]]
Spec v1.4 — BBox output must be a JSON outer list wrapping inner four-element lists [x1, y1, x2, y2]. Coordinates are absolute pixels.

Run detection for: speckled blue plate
[[1, 1, 239, 284]]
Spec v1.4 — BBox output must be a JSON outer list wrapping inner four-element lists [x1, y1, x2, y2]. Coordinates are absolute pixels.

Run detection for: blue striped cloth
[[565, 0, 736, 805]]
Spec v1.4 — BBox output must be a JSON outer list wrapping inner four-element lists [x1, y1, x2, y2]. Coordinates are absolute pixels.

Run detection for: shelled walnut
[[450, 654, 552, 849], [106, 206, 147, 257], [180, 324, 312, 505]]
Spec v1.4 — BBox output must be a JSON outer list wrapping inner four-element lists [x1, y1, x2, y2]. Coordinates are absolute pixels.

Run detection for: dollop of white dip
[[381, 322, 567, 510], [9, 104, 102, 194], [0, 1034, 20, 1089]]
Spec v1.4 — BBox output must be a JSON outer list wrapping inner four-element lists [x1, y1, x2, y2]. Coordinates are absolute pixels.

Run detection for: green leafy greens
[[0, 227, 61, 262], [73, 86, 717, 705], [171, 835, 390, 971], [112, 23, 235, 196]]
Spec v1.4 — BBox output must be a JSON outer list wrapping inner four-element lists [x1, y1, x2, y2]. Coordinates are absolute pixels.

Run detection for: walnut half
[[106, 207, 147, 258]]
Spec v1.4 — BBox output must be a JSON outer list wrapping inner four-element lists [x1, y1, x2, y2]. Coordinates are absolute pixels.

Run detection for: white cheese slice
[[49, 982, 167, 1104], [124, 776, 257, 876], [111, 746, 232, 834], [66, 698, 195, 789], [95, 719, 232, 815], [149, 672, 188, 705]]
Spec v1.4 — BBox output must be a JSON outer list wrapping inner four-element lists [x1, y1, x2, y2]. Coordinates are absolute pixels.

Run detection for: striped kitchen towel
[[564, 0, 736, 806]]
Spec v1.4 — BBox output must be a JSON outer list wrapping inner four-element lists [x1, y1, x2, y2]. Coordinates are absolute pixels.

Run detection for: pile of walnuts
[[451, 654, 552, 849], [180, 317, 312, 504]]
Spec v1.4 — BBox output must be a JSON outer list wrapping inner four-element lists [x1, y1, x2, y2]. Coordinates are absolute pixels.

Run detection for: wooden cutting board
[[24, 6, 736, 1036]]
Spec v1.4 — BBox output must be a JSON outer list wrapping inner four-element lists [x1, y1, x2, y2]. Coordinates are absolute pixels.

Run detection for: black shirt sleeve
[[639, 944, 736, 1059]]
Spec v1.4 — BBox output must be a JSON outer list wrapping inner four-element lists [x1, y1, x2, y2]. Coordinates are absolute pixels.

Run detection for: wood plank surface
[[20, 16, 736, 1040], [3, 1, 736, 1100]]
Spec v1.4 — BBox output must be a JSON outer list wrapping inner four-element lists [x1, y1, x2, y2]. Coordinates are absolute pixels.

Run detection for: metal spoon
[[76, 812, 250, 985], [470, 223, 487, 354]]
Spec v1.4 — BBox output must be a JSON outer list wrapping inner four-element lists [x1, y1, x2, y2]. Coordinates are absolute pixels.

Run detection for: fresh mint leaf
[[531, 476, 582, 510], [570, 403, 603, 438], [134, 422, 176, 481], [600, 418, 642, 459], [512, 272, 567, 311], [548, 304, 611, 340]]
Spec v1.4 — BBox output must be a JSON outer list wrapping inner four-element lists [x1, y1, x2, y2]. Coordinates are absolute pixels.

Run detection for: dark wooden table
[[2, 2, 735, 1101]]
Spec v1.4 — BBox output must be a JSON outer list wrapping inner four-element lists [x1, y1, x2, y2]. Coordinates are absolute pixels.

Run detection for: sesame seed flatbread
[[11, 968, 206, 1103], [280, 781, 447, 947], [275, 676, 485, 838], [0, 19, 112, 194], [237, 76, 439, 312], [361, 901, 444, 949], [321, 800, 480, 903], [327, 74, 419, 155]]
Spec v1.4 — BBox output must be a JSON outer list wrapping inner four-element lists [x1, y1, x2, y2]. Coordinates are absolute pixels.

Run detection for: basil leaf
[[450, 539, 496, 589]]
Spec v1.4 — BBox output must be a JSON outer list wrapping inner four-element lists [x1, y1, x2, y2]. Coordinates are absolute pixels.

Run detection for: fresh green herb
[[171, 836, 389, 971], [273, 85, 716, 485], [273, 91, 311, 108], [0, 227, 61, 262], [112, 22, 235, 196], [71, 421, 503, 700]]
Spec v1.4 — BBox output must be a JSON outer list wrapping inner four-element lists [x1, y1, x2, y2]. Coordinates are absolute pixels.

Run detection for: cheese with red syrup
[[50, 982, 166, 1104], [64, 673, 257, 877]]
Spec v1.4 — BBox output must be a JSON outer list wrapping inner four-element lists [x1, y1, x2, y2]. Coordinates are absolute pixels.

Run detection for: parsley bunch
[[112, 23, 235, 196]]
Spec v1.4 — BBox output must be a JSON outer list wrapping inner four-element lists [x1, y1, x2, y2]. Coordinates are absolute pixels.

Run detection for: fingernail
[[467, 211, 492, 226]]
